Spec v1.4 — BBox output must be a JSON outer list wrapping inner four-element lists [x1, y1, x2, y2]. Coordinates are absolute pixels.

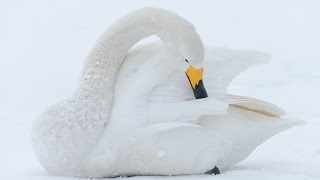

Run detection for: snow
[[158, 151, 166, 158], [1, 0, 320, 179]]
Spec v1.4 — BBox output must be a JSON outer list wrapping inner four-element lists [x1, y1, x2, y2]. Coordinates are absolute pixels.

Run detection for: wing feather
[[226, 94, 287, 117], [204, 48, 271, 98]]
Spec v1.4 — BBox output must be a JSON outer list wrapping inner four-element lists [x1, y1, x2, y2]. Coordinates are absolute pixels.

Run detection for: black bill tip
[[192, 80, 208, 99]]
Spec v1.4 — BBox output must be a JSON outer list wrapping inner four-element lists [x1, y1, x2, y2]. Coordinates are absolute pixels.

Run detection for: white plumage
[[32, 7, 302, 178]]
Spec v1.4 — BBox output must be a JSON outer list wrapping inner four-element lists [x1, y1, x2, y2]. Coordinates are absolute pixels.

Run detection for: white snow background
[[1, 0, 320, 179]]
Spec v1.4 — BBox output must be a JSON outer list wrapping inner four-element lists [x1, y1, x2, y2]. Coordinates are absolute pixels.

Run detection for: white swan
[[32, 8, 302, 178]]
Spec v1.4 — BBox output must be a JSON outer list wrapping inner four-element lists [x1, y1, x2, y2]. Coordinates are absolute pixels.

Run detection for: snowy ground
[[1, 0, 320, 179]]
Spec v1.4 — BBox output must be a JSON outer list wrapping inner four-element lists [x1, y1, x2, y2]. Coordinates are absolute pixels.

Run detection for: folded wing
[[123, 43, 277, 128]]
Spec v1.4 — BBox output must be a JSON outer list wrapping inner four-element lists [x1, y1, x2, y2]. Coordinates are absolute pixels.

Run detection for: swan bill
[[185, 65, 208, 99], [191, 79, 208, 99]]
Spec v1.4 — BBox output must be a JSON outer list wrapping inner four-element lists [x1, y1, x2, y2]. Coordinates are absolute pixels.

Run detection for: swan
[[32, 7, 302, 178]]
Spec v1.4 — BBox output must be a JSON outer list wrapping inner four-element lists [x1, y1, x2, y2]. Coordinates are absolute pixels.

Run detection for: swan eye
[[185, 59, 190, 64]]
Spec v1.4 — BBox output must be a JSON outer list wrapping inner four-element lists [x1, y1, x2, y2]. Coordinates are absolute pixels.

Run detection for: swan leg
[[205, 166, 220, 175]]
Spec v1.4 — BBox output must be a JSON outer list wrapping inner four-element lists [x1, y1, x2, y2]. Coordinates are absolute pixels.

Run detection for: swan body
[[32, 8, 302, 178]]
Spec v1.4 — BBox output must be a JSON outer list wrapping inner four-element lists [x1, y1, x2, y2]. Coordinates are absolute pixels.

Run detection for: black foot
[[205, 166, 220, 175]]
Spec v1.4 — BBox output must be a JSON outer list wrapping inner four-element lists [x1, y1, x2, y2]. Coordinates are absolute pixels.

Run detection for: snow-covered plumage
[[31, 7, 302, 178]]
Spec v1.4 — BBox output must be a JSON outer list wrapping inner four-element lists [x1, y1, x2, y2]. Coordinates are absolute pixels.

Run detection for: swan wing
[[118, 44, 271, 126], [146, 47, 271, 103], [146, 47, 272, 123], [204, 47, 271, 98], [118, 43, 228, 125], [203, 48, 287, 117]]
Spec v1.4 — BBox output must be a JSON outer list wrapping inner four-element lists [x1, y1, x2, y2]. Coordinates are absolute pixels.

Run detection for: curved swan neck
[[78, 8, 199, 98]]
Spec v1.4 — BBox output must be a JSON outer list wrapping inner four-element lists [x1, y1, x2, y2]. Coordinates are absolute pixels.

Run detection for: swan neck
[[78, 8, 194, 99]]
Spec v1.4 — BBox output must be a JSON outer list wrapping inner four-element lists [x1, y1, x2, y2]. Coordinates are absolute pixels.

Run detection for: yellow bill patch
[[185, 65, 204, 89]]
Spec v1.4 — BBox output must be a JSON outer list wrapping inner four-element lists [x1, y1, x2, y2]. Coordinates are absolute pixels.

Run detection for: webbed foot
[[205, 166, 220, 175]]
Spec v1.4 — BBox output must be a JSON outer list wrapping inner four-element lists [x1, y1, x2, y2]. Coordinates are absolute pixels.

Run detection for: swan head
[[184, 60, 208, 99], [162, 26, 207, 99]]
